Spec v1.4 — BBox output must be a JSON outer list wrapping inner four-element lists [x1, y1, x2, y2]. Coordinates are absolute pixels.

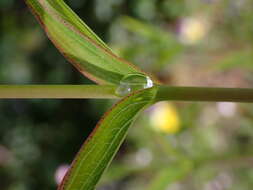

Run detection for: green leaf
[[215, 49, 253, 71], [120, 16, 183, 66], [25, 0, 148, 85], [58, 87, 158, 190], [147, 160, 193, 190], [121, 16, 177, 43]]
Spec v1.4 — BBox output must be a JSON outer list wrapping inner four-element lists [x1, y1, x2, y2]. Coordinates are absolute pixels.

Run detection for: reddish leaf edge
[[24, 0, 158, 85], [57, 86, 157, 190]]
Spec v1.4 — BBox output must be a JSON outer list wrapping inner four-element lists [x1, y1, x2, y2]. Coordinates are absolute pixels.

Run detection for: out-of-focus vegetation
[[1, 0, 253, 190]]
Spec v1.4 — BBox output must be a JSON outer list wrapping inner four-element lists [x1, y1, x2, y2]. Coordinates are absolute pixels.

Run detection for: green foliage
[[25, 1, 159, 189], [25, 0, 148, 85], [59, 87, 157, 190], [147, 160, 193, 190], [216, 49, 253, 71], [120, 16, 183, 68], [1, 0, 253, 190]]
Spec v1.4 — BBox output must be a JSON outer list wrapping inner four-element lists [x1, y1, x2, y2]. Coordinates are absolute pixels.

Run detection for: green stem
[[0, 85, 118, 99], [0, 85, 253, 102], [155, 86, 253, 102]]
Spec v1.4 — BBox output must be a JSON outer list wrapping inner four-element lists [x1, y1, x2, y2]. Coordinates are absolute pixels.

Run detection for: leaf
[[25, 0, 148, 85], [58, 87, 158, 190], [120, 16, 183, 66], [147, 160, 193, 190], [215, 49, 253, 71], [121, 16, 177, 43]]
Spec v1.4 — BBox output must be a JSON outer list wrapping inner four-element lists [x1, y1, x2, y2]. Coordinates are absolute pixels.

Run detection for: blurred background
[[1, 0, 253, 189]]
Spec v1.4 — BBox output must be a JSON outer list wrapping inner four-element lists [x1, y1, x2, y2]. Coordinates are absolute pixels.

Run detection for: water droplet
[[115, 73, 154, 97]]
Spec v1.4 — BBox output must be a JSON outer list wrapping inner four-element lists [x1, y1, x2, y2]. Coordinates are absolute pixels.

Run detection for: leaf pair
[[25, 0, 158, 189]]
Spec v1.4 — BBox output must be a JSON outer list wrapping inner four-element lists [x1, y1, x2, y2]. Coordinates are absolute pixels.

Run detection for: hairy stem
[[0, 85, 118, 99], [155, 86, 253, 102]]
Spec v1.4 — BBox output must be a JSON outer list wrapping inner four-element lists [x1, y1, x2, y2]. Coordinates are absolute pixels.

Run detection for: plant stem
[[155, 86, 253, 102], [0, 85, 253, 102], [0, 85, 118, 99]]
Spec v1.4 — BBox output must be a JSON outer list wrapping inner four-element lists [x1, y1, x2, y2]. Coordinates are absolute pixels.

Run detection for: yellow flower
[[150, 101, 180, 134], [179, 17, 209, 45]]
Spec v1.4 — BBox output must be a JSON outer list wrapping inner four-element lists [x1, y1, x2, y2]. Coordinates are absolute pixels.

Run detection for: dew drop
[[115, 73, 154, 97]]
